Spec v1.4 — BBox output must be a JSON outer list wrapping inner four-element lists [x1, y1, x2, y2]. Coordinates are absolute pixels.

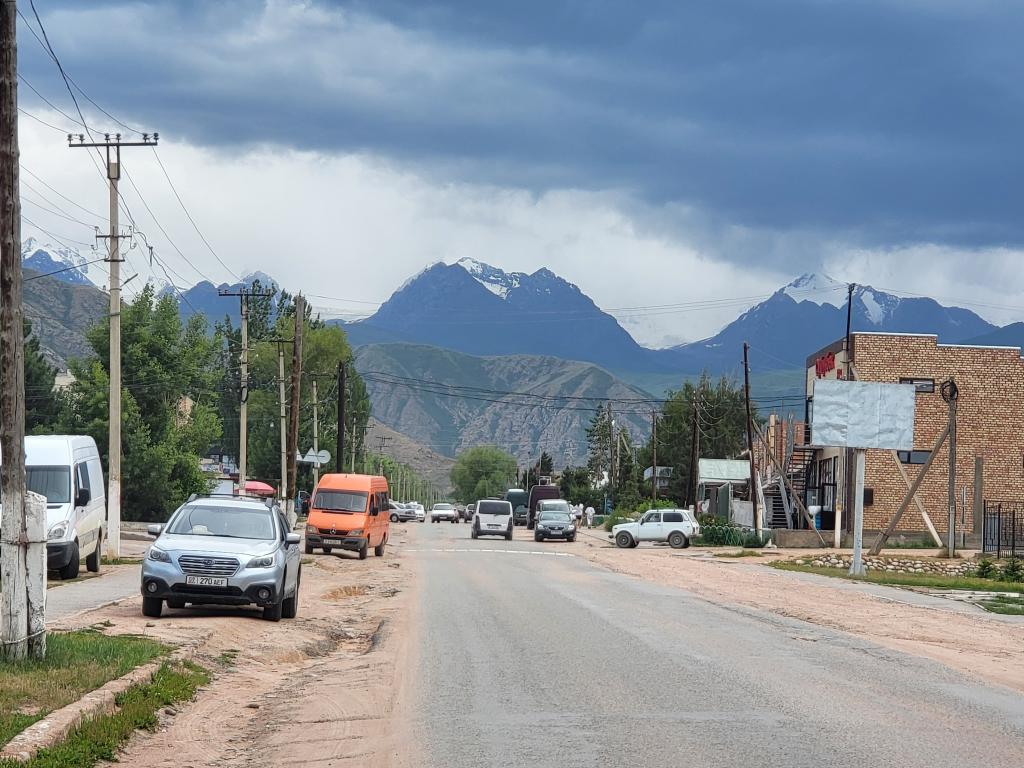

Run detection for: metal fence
[[983, 501, 1024, 558]]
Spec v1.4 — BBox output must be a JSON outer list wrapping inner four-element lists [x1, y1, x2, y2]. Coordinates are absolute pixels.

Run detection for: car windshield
[[539, 500, 570, 512], [539, 512, 571, 523], [167, 504, 276, 540], [314, 490, 368, 513], [477, 501, 511, 515], [433, 504, 453, 510], [27, 466, 71, 505]]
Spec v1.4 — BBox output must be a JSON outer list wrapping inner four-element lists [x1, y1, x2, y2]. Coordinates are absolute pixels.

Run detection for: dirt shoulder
[[574, 536, 1024, 694], [53, 526, 419, 768]]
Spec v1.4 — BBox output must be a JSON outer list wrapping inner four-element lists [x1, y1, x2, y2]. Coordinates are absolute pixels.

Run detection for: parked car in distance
[[389, 501, 420, 523], [305, 474, 391, 559], [610, 509, 700, 549], [20, 435, 107, 580], [471, 499, 513, 540], [506, 489, 529, 526], [431, 503, 459, 523], [534, 510, 576, 542], [536, 499, 573, 519], [141, 495, 302, 621], [458, 504, 473, 523]]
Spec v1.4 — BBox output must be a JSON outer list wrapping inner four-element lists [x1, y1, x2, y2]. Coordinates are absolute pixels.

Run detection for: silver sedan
[[140, 495, 302, 621]]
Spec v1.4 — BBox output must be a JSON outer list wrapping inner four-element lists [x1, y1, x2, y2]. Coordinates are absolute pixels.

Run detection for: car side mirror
[[286, 532, 301, 546], [147, 524, 163, 537], [75, 488, 91, 507]]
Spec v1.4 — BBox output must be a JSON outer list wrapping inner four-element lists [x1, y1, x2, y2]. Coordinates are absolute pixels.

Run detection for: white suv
[[471, 499, 513, 540], [610, 509, 700, 549]]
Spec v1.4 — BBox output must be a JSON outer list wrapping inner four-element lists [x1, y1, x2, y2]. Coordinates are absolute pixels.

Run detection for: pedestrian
[[585, 505, 595, 528]]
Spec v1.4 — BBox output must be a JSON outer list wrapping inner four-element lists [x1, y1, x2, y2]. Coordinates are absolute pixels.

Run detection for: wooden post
[[743, 343, 760, 533], [1, 0, 46, 660], [286, 296, 304, 522], [651, 409, 657, 501]]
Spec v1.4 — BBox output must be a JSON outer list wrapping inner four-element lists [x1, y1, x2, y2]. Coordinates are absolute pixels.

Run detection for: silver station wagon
[[141, 494, 302, 621]]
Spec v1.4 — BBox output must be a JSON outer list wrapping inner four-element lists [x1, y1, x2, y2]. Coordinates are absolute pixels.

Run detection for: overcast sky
[[16, 0, 1024, 346]]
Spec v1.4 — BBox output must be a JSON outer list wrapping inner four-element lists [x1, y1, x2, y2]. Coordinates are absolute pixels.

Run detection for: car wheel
[[358, 541, 368, 560], [534, 534, 543, 542], [615, 532, 633, 549], [390, 513, 399, 523], [505, 529, 513, 541], [142, 596, 163, 618], [58, 541, 80, 580], [263, 599, 283, 622], [668, 531, 686, 549], [374, 536, 386, 557], [471, 526, 478, 539], [167, 598, 186, 609], [282, 571, 300, 619], [86, 534, 101, 573], [304, 542, 314, 555], [322, 546, 333, 555], [567, 535, 576, 543]]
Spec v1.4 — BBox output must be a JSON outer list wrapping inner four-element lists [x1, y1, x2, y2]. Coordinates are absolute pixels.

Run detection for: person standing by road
[[585, 505, 595, 528]]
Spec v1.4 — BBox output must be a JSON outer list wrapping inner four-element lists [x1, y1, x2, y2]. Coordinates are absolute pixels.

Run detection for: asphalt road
[[404, 522, 1024, 768]]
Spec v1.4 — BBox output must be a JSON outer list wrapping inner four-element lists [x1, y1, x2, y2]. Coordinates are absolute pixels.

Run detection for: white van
[[25, 436, 107, 579], [471, 499, 513, 540]]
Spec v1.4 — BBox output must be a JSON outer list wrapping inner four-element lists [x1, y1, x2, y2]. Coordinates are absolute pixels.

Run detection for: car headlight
[[47, 522, 68, 541], [348, 529, 364, 536], [148, 547, 171, 563], [305, 524, 317, 534], [247, 553, 276, 568]]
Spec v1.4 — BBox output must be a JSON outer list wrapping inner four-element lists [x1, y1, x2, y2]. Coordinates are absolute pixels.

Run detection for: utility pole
[[266, 338, 292, 499], [337, 361, 346, 474], [70, 131, 157, 558], [311, 376, 320, 487], [376, 435, 392, 474], [219, 287, 260, 492], [842, 282, 855, 544], [743, 343, 760, 534], [285, 296, 305, 522], [1, 0, 45, 661], [687, 392, 700, 510], [651, 410, 658, 500]]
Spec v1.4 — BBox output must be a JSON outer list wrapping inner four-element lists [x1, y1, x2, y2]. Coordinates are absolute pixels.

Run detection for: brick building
[[804, 333, 1024, 541]]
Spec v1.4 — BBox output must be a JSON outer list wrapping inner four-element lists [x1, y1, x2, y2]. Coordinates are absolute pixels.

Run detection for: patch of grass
[[979, 595, 1024, 615], [0, 631, 166, 749], [0, 661, 209, 768], [215, 649, 240, 667], [770, 561, 1024, 593], [714, 549, 764, 558]]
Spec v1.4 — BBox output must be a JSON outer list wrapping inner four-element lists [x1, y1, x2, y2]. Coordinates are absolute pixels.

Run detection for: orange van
[[304, 474, 390, 560]]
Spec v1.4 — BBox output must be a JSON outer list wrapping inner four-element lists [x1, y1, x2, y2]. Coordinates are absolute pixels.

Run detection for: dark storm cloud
[[20, 0, 1024, 256]]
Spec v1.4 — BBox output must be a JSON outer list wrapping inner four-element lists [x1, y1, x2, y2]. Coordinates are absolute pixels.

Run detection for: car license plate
[[323, 538, 344, 546], [185, 575, 227, 587]]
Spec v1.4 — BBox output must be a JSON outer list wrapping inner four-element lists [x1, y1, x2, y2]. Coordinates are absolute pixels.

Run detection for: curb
[[0, 641, 199, 763]]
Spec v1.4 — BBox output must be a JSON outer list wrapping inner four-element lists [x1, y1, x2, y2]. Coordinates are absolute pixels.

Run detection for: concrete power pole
[[311, 376, 320, 487], [277, 341, 287, 501], [70, 132, 157, 558], [337, 361, 346, 474], [219, 288, 252, 491], [286, 296, 305, 521], [1, 0, 46, 661], [651, 410, 658, 501]]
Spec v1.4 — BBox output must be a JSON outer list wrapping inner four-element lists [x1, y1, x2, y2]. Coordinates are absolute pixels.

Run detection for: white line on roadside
[[405, 548, 576, 557]]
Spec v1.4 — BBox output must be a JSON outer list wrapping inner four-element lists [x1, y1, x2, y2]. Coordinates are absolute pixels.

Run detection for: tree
[[56, 286, 223, 521], [586, 403, 613, 489], [24, 319, 58, 434], [450, 446, 517, 503]]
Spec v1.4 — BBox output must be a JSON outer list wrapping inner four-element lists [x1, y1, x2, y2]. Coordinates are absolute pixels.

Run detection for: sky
[[14, 0, 1024, 347]]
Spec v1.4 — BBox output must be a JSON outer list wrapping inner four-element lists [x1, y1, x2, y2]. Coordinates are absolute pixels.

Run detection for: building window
[[863, 488, 874, 506], [897, 450, 931, 465], [899, 377, 935, 393]]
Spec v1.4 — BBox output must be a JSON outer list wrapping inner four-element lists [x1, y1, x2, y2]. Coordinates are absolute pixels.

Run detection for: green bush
[[1001, 557, 1024, 583], [698, 525, 769, 548], [603, 513, 634, 532], [976, 558, 997, 579]]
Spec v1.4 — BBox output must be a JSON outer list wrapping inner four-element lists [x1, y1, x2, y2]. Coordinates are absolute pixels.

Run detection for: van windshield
[[27, 466, 70, 504], [314, 490, 368, 514]]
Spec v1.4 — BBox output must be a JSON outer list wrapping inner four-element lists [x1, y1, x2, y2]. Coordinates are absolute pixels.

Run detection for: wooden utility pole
[[285, 296, 304, 521], [219, 288, 254, 491], [1, 0, 46, 661], [310, 376, 320, 487], [841, 282, 855, 540], [743, 343, 760, 533], [687, 392, 700, 510], [336, 361, 346, 474], [651, 410, 658, 500], [942, 379, 959, 557], [70, 133, 156, 558]]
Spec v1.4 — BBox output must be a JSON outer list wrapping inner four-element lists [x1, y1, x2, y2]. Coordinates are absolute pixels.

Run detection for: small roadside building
[[804, 332, 1024, 544], [697, 458, 752, 526]]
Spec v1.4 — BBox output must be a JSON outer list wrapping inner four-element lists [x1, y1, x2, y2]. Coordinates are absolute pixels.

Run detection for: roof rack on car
[[186, 492, 276, 507]]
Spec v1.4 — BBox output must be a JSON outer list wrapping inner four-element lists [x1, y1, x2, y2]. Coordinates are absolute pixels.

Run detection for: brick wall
[[851, 333, 1024, 535]]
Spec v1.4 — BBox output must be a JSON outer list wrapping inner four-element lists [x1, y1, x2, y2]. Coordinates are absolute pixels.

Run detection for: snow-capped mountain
[[344, 259, 666, 371], [21, 237, 98, 287]]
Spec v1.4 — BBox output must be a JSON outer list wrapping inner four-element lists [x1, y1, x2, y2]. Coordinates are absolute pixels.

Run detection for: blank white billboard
[[811, 379, 916, 450]]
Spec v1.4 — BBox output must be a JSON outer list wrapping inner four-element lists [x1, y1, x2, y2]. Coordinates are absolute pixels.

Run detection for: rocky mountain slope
[[353, 342, 653, 466], [364, 418, 455, 494], [24, 267, 108, 369]]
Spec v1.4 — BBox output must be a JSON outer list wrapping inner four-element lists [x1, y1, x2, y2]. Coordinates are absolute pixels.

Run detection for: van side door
[[73, 462, 99, 551]]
